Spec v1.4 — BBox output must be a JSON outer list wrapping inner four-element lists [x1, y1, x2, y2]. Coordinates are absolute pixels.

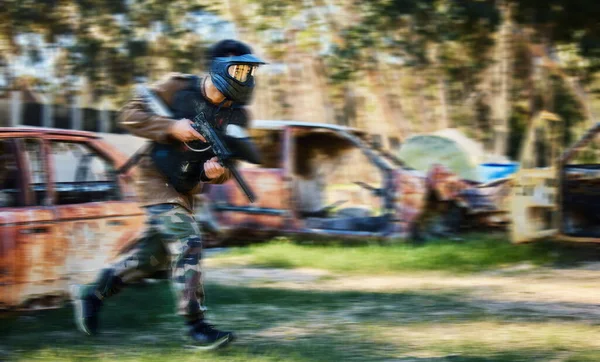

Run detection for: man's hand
[[169, 119, 207, 142], [204, 157, 227, 179]]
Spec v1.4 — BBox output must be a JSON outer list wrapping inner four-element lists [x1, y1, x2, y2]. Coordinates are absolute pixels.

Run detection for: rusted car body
[[424, 164, 513, 229], [396, 129, 517, 232], [510, 113, 600, 243], [0, 127, 145, 310], [203, 120, 428, 242]]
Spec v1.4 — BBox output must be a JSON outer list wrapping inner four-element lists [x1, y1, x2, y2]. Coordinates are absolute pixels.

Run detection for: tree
[[2, 0, 215, 105]]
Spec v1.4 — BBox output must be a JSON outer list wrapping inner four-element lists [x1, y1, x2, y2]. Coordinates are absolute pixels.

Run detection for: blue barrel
[[477, 162, 520, 183]]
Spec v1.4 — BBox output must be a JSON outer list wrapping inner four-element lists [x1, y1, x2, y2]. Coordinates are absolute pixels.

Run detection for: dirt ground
[[206, 260, 600, 306], [205, 259, 600, 331], [3, 256, 600, 361]]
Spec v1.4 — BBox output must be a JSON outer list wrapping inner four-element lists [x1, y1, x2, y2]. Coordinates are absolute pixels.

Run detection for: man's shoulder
[[153, 73, 202, 100], [156, 72, 197, 86]]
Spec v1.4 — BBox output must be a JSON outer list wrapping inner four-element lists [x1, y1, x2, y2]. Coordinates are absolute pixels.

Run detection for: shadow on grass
[[2, 281, 600, 361]]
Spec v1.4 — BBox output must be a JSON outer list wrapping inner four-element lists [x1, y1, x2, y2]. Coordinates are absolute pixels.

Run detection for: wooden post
[[42, 94, 54, 128], [10, 91, 23, 127], [71, 95, 82, 130], [99, 103, 110, 133]]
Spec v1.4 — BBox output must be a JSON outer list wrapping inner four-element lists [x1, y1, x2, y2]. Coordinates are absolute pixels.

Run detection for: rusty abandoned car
[[205, 120, 444, 242], [0, 127, 145, 310], [510, 113, 600, 244], [203, 121, 513, 243]]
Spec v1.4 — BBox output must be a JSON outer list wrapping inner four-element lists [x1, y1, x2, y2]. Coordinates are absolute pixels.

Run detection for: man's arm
[[189, 169, 231, 195], [206, 170, 232, 184], [118, 74, 190, 142]]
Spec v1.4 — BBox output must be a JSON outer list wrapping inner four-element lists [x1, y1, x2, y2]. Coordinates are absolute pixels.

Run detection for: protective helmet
[[207, 39, 266, 105]]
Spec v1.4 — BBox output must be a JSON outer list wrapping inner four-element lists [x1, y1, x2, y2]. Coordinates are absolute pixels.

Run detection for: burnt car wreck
[[200, 121, 515, 245], [511, 117, 600, 243], [202, 120, 427, 243], [0, 127, 145, 310]]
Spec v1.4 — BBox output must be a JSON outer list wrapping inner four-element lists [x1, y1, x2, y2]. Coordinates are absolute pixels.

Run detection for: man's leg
[[73, 207, 170, 335], [154, 205, 234, 349]]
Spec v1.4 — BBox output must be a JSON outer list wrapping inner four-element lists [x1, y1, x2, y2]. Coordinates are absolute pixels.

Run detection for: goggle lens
[[227, 64, 257, 82]]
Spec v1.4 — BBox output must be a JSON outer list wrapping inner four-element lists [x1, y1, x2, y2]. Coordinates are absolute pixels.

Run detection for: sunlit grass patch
[[3, 275, 600, 361], [3, 235, 600, 362], [367, 321, 600, 354], [212, 233, 580, 273]]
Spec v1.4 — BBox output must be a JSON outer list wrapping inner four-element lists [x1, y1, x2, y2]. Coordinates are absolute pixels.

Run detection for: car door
[[0, 134, 59, 309], [47, 136, 145, 286], [206, 128, 292, 237]]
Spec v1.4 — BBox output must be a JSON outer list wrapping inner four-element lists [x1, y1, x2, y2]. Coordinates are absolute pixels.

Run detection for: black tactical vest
[[150, 76, 248, 193]]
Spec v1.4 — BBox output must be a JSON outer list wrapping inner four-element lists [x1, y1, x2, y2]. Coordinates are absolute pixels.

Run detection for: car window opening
[[292, 129, 388, 233], [562, 132, 600, 237]]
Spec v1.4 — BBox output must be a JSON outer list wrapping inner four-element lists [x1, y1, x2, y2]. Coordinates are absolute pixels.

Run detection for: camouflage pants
[[92, 204, 205, 321]]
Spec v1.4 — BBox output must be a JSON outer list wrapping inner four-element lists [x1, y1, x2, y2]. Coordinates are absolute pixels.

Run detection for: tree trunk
[[379, 61, 410, 137], [311, 57, 336, 124], [437, 76, 450, 129], [414, 74, 430, 133], [366, 67, 400, 136], [492, 1, 512, 156]]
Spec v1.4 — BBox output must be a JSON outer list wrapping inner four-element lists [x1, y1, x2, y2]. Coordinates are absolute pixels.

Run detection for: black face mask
[[209, 54, 266, 105]]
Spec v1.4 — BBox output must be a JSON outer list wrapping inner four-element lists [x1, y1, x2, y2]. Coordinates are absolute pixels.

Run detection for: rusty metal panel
[[0, 131, 43, 139], [229, 169, 289, 208], [393, 170, 427, 235], [0, 207, 57, 309], [54, 201, 143, 220], [509, 167, 558, 243], [0, 127, 97, 139], [211, 169, 291, 234], [426, 164, 512, 226], [54, 209, 146, 286], [0, 210, 18, 308], [427, 164, 471, 201], [471, 179, 513, 215], [509, 122, 600, 244]]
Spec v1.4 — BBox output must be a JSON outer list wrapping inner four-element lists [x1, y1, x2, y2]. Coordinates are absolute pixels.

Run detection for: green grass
[[212, 233, 597, 273], [2, 279, 600, 361], [3, 234, 600, 361]]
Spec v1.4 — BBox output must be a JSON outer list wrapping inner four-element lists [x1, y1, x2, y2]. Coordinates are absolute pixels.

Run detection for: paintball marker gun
[[189, 101, 261, 203]]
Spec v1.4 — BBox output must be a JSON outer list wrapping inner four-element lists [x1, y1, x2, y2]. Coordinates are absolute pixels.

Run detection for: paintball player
[[72, 39, 265, 350]]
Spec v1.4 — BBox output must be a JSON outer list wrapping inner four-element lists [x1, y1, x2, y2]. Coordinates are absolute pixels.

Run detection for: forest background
[[2, 0, 600, 159]]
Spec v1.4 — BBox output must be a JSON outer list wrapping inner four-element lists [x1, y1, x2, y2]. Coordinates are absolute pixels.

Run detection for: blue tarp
[[477, 162, 520, 183]]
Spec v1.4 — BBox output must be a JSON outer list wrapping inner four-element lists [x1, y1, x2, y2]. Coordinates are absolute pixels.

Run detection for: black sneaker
[[71, 285, 102, 336], [186, 320, 235, 350]]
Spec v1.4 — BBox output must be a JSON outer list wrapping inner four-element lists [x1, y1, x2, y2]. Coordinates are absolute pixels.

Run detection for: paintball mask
[[209, 54, 266, 105]]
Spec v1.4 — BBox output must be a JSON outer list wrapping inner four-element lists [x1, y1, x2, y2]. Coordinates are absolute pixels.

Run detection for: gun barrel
[[229, 165, 256, 203]]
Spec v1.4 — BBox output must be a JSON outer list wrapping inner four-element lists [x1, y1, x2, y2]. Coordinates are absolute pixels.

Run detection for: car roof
[[0, 121, 366, 139], [250, 120, 366, 135], [0, 126, 100, 139]]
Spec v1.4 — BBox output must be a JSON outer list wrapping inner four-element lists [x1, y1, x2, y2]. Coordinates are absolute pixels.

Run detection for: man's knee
[[92, 268, 125, 299]]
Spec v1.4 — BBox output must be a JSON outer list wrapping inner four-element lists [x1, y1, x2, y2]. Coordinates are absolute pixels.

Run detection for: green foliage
[[509, 0, 600, 81], [3, 0, 600, 146], [2, 0, 213, 100], [212, 233, 583, 273]]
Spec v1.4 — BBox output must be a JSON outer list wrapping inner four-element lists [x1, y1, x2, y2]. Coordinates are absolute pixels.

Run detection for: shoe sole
[[70, 284, 92, 336], [184, 334, 233, 351]]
